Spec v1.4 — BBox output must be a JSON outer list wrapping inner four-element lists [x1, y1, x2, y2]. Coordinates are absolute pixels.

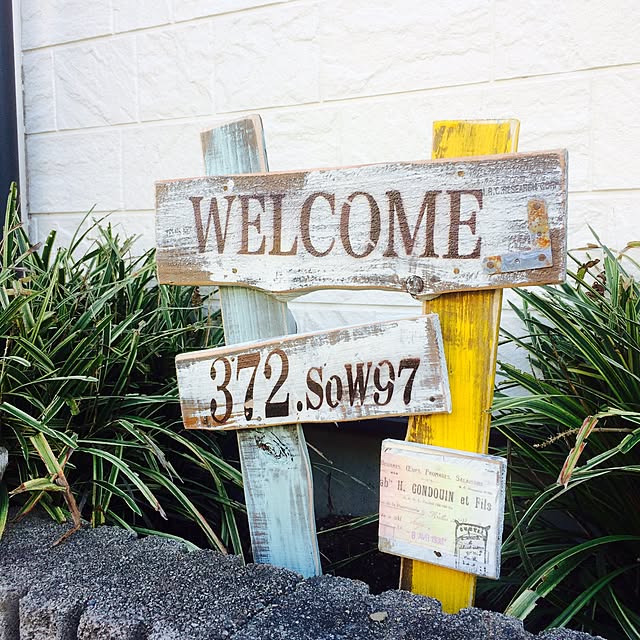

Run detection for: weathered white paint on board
[[177, 315, 450, 430], [378, 440, 507, 579], [156, 151, 567, 296]]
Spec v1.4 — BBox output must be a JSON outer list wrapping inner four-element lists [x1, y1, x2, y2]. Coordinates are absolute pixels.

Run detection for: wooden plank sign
[[177, 315, 450, 430], [156, 151, 567, 296], [378, 439, 507, 579]]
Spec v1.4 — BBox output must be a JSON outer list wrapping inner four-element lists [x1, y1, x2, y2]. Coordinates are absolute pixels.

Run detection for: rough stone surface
[[320, 0, 491, 100], [21, 0, 112, 49], [121, 122, 205, 211], [262, 108, 342, 172], [0, 513, 299, 640], [173, 0, 278, 22], [137, 23, 214, 121], [112, 0, 172, 33], [0, 587, 23, 640], [55, 38, 138, 129], [22, 50, 56, 134], [483, 76, 592, 193], [592, 68, 640, 190], [0, 513, 605, 639], [26, 131, 122, 214], [539, 631, 606, 640], [20, 585, 85, 640], [214, 4, 320, 112], [566, 192, 640, 251], [494, 0, 640, 78], [234, 575, 444, 639]]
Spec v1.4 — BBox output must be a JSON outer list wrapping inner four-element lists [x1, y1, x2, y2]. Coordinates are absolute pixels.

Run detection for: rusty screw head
[[405, 275, 425, 296]]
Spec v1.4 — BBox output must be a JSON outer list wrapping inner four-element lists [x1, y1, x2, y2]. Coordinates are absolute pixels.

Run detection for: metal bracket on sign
[[483, 199, 553, 275]]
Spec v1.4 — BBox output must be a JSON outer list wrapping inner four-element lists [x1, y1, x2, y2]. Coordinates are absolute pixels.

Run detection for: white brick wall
[[18, 0, 640, 333]]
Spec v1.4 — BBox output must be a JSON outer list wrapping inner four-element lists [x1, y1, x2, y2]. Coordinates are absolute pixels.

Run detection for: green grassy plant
[[480, 241, 640, 639], [0, 184, 245, 554]]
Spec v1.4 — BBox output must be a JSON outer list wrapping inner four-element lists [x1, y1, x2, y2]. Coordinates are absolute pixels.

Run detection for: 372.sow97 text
[[176, 316, 452, 430]]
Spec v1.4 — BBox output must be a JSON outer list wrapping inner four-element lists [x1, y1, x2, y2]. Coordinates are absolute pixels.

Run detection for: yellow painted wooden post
[[400, 119, 520, 612]]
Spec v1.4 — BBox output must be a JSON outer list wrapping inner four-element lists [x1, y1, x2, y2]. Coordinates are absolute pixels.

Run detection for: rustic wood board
[[177, 315, 451, 431], [156, 151, 567, 296], [400, 120, 520, 612], [200, 116, 321, 577], [379, 440, 507, 580]]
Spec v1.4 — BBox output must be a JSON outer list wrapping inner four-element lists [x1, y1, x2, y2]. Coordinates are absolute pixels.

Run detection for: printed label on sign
[[378, 440, 507, 579], [176, 316, 450, 430]]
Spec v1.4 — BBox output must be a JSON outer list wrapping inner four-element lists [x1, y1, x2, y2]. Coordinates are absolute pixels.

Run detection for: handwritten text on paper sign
[[176, 316, 450, 431], [378, 440, 507, 579], [156, 151, 567, 296]]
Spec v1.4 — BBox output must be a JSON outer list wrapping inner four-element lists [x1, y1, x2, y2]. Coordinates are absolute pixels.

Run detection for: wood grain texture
[[400, 120, 520, 611], [156, 150, 567, 296], [200, 116, 321, 577], [177, 315, 451, 430]]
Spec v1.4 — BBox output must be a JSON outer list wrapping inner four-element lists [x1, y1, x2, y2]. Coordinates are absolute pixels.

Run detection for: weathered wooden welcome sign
[[156, 151, 567, 296], [177, 316, 450, 430], [156, 116, 569, 597]]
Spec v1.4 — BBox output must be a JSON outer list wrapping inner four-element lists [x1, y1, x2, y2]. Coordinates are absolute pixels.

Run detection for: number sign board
[[176, 316, 450, 430], [378, 440, 507, 579], [156, 150, 567, 296]]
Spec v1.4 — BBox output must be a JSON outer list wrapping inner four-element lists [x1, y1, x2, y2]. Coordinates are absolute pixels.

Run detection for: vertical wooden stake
[[400, 120, 520, 612], [201, 116, 321, 577]]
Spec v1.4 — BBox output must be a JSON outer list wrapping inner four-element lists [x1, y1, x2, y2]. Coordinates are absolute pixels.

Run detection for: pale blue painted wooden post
[[201, 116, 321, 577]]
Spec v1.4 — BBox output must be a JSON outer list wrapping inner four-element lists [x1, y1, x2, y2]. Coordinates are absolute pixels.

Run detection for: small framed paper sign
[[378, 439, 507, 579]]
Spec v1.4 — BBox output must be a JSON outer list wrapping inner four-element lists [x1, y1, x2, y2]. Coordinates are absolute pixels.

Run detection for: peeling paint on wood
[[156, 151, 567, 296], [400, 119, 521, 613], [199, 116, 321, 577], [176, 315, 451, 431]]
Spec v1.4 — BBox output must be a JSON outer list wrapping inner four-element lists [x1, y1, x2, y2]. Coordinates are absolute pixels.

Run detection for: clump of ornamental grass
[[0, 183, 245, 554], [479, 240, 640, 640]]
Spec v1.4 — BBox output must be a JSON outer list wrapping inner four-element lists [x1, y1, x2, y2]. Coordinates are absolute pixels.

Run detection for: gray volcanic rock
[[0, 513, 606, 639]]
